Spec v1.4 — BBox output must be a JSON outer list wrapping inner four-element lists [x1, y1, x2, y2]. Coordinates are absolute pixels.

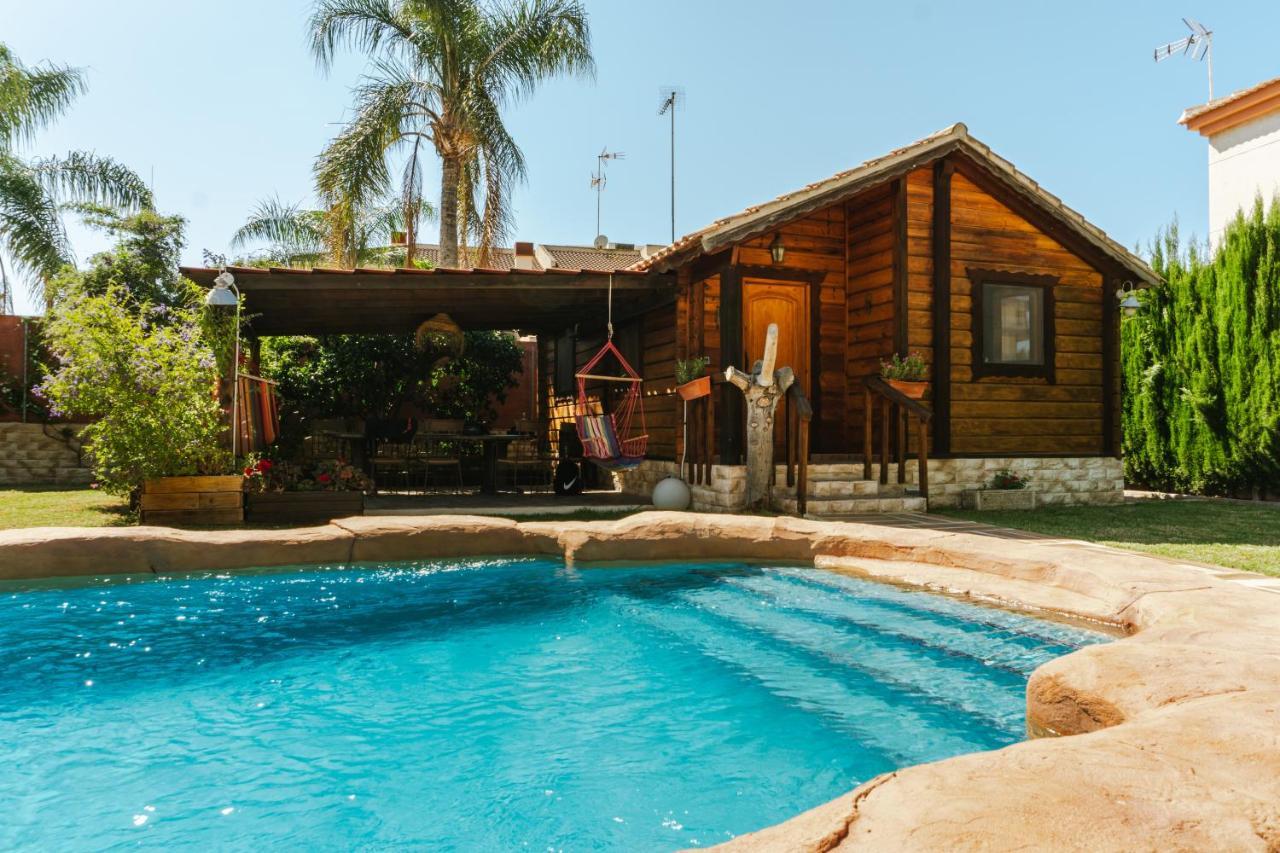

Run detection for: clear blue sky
[[4, 1, 1278, 314]]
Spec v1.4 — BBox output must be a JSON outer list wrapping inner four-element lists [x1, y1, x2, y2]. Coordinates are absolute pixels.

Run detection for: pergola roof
[[181, 266, 675, 336]]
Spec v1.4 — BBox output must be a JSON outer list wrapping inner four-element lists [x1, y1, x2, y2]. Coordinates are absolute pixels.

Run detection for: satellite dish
[[593, 234, 609, 249]]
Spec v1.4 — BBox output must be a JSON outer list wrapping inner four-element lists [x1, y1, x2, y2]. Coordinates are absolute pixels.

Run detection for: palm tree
[[231, 195, 434, 268], [0, 44, 152, 301], [309, 0, 594, 269]]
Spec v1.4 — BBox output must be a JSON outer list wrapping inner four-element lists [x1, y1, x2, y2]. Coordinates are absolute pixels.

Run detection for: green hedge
[[1122, 198, 1280, 497]]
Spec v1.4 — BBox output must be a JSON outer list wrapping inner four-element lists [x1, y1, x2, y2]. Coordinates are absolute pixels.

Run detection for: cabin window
[[970, 271, 1056, 381]]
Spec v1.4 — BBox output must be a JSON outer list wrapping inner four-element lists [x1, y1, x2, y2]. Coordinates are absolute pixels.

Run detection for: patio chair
[[497, 418, 554, 493], [421, 418, 465, 492], [371, 440, 415, 494]]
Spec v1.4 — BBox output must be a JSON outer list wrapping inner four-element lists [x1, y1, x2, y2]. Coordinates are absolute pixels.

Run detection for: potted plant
[[965, 468, 1037, 510], [244, 455, 370, 523], [675, 356, 712, 401], [880, 351, 929, 399]]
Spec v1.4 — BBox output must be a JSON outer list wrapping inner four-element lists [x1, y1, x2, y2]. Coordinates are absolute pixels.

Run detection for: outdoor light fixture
[[769, 233, 785, 264], [1115, 281, 1142, 318], [206, 271, 242, 457]]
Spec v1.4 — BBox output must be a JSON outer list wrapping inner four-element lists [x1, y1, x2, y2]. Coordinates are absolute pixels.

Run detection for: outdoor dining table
[[390, 431, 525, 496]]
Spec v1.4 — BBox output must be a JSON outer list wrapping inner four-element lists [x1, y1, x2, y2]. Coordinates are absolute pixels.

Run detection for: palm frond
[[477, 0, 594, 105], [309, 0, 413, 70], [315, 70, 417, 211], [231, 197, 328, 263], [0, 44, 86, 150], [0, 152, 72, 294], [30, 151, 153, 210]]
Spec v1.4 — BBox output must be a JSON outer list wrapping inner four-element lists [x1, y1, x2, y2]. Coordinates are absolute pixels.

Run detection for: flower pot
[[677, 375, 712, 401], [885, 379, 928, 400], [246, 490, 364, 524], [964, 488, 1037, 511]]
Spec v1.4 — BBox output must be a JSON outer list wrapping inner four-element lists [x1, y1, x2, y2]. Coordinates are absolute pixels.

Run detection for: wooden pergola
[[181, 266, 676, 336]]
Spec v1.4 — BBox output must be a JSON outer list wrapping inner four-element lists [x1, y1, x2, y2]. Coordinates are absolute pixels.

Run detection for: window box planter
[[245, 490, 365, 525], [676, 374, 712, 401], [140, 475, 244, 526], [963, 488, 1037, 511], [885, 379, 928, 400]]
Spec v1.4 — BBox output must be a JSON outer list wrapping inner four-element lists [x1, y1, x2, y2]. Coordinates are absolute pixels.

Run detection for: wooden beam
[[1101, 270, 1118, 457], [892, 177, 908, 355], [931, 158, 954, 457], [718, 266, 744, 464]]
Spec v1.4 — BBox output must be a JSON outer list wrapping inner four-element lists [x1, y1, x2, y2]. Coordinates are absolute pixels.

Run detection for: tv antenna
[[591, 147, 624, 245], [658, 86, 685, 244], [1155, 18, 1214, 101]]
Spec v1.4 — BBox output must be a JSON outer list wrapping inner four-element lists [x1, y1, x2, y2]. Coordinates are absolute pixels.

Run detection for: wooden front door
[[743, 278, 811, 453]]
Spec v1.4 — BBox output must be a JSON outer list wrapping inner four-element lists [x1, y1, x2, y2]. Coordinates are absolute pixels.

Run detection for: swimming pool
[[0, 558, 1106, 850]]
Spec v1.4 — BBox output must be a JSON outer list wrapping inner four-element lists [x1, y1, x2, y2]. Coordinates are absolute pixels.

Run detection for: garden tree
[[0, 43, 152, 300], [309, 0, 594, 268], [48, 205, 187, 306], [1122, 198, 1280, 497], [36, 281, 230, 497], [260, 330, 523, 448], [230, 195, 434, 268]]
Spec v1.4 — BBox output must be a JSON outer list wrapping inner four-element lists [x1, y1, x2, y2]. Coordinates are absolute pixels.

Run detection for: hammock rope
[[574, 275, 648, 471]]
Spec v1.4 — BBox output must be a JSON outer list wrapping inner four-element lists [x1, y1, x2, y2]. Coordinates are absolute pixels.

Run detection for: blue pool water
[[0, 559, 1107, 851]]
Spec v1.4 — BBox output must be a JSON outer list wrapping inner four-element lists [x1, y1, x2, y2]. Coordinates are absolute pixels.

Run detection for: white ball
[[651, 475, 692, 510]]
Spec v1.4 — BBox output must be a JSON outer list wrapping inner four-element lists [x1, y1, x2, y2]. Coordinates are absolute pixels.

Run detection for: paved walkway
[[836, 511, 1280, 597]]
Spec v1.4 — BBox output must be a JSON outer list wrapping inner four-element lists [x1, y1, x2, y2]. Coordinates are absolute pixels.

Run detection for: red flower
[[317, 473, 332, 484], [257, 459, 273, 472], [243, 466, 255, 477]]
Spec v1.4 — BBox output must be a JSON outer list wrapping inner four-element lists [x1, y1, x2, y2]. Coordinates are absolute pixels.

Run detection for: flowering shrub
[[37, 282, 230, 496], [879, 351, 928, 382], [989, 469, 1030, 490], [243, 454, 371, 493]]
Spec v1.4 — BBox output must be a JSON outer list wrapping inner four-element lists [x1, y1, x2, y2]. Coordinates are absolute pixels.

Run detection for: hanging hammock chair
[[574, 277, 648, 471]]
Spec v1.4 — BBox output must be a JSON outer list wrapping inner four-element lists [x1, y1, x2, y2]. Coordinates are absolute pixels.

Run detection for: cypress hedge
[[1122, 197, 1280, 497]]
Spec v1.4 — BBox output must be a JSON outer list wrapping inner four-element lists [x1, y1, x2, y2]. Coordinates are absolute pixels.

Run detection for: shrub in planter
[[989, 468, 1030, 490], [675, 355, 712, 400], [38, 282, 232, 499], [879, 351, 928, 399]]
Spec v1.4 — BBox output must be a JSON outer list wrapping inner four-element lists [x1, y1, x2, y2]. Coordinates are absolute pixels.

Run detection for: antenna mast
[[658, 87, 684, 244], [591, 147, 624, 245], [1154, 18, 1214, 101]]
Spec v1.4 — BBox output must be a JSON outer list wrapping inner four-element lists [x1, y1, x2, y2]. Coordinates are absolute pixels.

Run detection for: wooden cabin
[[542, 124, 1156, 513]]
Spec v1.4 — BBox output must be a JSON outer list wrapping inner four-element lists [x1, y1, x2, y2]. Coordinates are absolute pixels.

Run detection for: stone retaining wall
[[0, 422, 92, 485], [0, 512, 1275, 849], [616, 456, 1124, 511]]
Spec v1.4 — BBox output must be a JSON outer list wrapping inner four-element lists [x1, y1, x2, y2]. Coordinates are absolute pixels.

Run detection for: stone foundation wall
[[0, 423, 92, 485], [614, 460, 749, 513], [616, 456, 1124, 512], [929, 456, 1124, 509]]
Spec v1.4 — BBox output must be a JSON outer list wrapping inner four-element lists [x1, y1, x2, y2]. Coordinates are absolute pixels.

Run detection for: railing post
[[797, 420, 809, 517], [917, 416, 929, 500], [879, 399, 890, 485], [863, 387, 873, 481], [705, 390, 715, 483], [897, 407, 907, 484]]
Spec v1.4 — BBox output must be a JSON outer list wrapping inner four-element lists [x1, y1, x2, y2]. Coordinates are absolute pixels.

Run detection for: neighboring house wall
[[0, 423, 92, 485], [1207, 109, 1280, 247]]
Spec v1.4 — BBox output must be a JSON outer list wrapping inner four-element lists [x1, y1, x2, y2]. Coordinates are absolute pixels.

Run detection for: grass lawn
[[940, 498, 1280, 578], [0, 486, 133, 529]]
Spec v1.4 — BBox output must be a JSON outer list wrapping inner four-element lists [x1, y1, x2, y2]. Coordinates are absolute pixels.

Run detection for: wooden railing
[[862, 375, 931, 499], [683, 381, 716, 486], [779, 383, 814, 516]]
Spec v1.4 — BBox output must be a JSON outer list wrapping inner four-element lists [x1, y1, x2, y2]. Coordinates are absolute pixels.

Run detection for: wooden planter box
[[245, 491, 365, 525], [885, 379, 928, 399], [964, 488, 1037, 511], [140, 475, 244, 526]]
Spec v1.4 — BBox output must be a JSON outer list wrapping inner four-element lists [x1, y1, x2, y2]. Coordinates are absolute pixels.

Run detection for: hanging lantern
[[769, 233, 785, 264], [415, 313, 465, 363], [1115, 282, 1142, 318]]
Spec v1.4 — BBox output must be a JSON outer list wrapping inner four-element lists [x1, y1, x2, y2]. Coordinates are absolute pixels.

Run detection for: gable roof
[[631, 123, 1157, 284], [535, 243, 643, 271], [412, 244, 530, 270], [1180, 74, 1280, 137]]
